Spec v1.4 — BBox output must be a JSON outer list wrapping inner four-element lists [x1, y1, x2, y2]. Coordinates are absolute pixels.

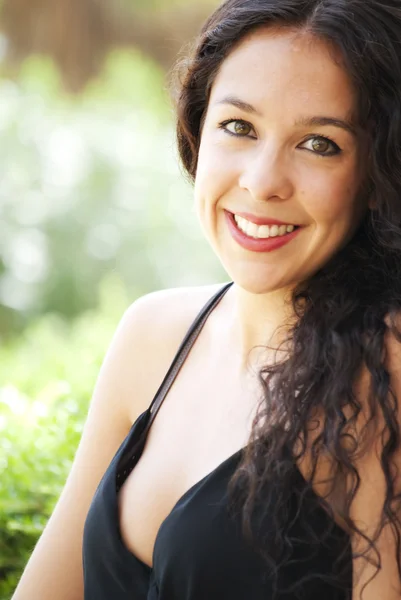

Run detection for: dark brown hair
[[173, 1, 401, 597]]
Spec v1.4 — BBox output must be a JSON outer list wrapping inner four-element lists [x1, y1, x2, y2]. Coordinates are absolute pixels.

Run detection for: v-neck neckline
[[113, 424, 245, 572], [112, 411, 350, 577]]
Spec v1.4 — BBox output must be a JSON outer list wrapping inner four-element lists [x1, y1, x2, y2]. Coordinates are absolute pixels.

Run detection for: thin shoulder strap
[[146, 281, 233, 428], [116, 283, 233, 476]]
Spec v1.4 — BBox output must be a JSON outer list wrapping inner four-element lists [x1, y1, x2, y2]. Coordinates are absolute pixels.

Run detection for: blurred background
[[0, 1, 223, 596]]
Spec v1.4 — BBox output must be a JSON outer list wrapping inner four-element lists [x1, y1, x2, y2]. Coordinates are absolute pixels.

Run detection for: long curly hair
[[172, 0, 401, 597]]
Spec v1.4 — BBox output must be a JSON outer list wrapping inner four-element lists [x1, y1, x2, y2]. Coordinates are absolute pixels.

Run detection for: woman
[[12, 0, 401, 599]]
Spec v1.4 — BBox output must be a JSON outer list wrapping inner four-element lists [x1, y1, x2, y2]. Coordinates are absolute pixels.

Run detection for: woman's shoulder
[[131, 281, 227, 312], [126, 281, 228, 338], [119, 282, 228, 420]]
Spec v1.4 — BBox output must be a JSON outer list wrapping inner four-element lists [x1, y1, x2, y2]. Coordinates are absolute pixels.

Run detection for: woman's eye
[[218, 121, 341, 156], [301, 136, 341, 156], [219, 119, 255, 138]]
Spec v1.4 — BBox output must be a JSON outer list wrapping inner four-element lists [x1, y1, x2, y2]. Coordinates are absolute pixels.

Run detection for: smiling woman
[[194, 27, 370, 295], [11, 1, 401, 600]]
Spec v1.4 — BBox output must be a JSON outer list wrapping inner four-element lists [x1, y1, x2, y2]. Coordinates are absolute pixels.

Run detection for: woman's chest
[[117, 372, 259, 568]]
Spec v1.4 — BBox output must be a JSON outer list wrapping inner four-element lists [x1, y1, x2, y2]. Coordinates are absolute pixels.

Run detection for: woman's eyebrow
[[214, 95, 262, 116], [213, 95, 358, 138], [295, 116, 358, 138]]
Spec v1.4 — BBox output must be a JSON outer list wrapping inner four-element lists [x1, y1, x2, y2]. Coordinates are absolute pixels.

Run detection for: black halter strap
[[146, 282, 233, 429], [116, 282, 233, 478]]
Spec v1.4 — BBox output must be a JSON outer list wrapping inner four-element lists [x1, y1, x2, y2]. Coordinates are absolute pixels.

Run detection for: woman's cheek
[[196, 147, 238, 207], [299, 170, 357, 223]]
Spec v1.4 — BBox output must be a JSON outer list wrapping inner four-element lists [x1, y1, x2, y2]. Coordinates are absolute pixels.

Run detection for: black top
[[82, 282, 353, 599]]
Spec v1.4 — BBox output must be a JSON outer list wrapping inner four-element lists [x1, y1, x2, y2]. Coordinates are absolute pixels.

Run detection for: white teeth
[[257, 225, 270, 239], [246, 222, 259, 237], [233, 215, 297, 239]]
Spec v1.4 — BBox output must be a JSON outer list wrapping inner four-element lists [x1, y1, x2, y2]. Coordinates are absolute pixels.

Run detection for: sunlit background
[[0, 1, 222, 595]]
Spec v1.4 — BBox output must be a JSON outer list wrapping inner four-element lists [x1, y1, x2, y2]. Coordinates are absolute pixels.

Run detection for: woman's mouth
[[224, 210, 302, 253]]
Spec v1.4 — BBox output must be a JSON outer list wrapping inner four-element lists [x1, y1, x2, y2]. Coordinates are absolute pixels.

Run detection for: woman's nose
[[238, 146, 294, 203]]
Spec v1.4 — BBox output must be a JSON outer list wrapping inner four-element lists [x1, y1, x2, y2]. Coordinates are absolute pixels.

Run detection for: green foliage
[[0, 274, 130, 599], [0, 48, 225, 338]]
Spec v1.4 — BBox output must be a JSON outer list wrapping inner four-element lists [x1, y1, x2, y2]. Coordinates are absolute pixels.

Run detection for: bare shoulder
[[121, 282, 229, 421], [127, 282, 227, 338]]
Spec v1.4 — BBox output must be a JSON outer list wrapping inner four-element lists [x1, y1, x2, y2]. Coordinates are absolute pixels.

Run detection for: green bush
[[0, 49, 225, 338], [0, 274, 130, 599]]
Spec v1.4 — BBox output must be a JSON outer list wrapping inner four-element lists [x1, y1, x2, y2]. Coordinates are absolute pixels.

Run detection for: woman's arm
[[11, 284, 220, 600], [10, 299, 160, 600]]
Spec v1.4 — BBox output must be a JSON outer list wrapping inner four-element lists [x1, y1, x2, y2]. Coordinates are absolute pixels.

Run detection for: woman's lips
[[224, 210, 302, 253], [233, 211, 299, 227]]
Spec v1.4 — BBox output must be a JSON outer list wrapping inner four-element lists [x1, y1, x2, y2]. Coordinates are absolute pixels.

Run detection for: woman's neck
[[213, 283, 297, 372]]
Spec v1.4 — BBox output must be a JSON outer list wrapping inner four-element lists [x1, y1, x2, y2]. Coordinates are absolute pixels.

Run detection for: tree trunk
[[0, 0, 212, 92]]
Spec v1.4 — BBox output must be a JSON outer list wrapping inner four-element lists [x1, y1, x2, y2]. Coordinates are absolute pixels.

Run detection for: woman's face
[[194, 27, 369, 294]]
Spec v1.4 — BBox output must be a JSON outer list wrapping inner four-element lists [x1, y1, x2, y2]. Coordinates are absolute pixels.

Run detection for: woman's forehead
[[208, 27, 356, 120]]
